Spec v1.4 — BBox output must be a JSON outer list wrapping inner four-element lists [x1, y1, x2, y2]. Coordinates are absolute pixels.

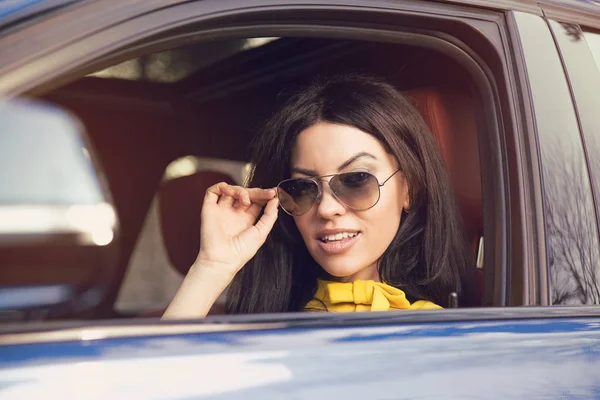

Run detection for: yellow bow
[[304, 279, 441, 312]]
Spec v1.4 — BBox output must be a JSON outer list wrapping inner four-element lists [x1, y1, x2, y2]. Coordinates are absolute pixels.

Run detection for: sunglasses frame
[[276, 168, 402, 216]]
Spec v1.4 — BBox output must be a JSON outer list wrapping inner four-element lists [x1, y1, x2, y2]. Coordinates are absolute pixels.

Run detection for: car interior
[[26, 36, 486, 319]]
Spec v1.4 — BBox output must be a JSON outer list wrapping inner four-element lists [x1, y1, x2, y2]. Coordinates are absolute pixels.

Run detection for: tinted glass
[[584, 30, 600, 72], [516, 14, 600, 305], [278, 179, 319, 215], [331, 172, 379, 210], [550, 22, 600, 305]]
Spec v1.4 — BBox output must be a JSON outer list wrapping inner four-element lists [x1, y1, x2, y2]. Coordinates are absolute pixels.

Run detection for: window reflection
[[515, 13, 600, 305], [583, 30, 600, 73], [547, 22, 600, 304], [544, 139, 600, 304]]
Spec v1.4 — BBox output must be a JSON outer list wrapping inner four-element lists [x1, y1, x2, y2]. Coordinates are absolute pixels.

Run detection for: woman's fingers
[[206, 182, 239, 205], [217, 184, 239, 207], [207, 183, 246, 207], [234, 189, 253, 211], [247, 188, 277, 201], [239, 197, 279, 248], [255, 197, 280, 240], [240, 188, 276, 211], [204, 182, 227, 204], [206, 182, 276, 209]]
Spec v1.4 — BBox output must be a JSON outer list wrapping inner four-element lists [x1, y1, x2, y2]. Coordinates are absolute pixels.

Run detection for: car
[[1, 0, 600, 398]]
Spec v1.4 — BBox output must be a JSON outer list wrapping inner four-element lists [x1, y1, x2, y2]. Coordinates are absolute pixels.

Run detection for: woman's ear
[[401, 177, 410, 211]]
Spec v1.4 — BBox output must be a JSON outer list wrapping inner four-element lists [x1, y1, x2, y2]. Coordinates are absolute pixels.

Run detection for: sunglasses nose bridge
[[313, 185, 348, 220], [315, 176, 347, 207]]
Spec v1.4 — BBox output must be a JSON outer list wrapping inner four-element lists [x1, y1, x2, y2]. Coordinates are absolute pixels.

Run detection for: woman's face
[[291, 121, 410, 282]]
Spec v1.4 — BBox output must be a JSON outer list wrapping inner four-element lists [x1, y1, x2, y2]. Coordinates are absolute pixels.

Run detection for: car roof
[[1, 0, 599, 28]]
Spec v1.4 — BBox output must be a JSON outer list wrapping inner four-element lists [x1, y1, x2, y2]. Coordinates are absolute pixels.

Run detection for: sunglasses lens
[[330, 172, 380, 210], [277, 179, 319, 216]]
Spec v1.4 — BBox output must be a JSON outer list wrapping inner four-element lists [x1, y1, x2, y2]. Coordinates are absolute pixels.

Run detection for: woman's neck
[[330, 262, 380, 283]]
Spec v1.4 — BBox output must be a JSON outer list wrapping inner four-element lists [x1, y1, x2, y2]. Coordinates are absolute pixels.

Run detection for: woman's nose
[[316, 186, 346, 219]]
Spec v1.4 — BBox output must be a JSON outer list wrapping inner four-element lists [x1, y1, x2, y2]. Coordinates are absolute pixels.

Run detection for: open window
[[41, 35, 490, 317], [2, 1, 523, 319]]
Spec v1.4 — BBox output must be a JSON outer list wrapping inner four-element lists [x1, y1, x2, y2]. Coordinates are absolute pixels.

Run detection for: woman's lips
[[317, 232, 361, 254]]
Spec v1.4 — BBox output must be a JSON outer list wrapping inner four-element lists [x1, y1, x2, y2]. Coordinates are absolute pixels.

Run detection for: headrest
[[158, 171, 236, 275], [404, 86, 483, 236]]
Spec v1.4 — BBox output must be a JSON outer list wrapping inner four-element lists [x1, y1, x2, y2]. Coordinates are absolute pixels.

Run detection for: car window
[[547, 22, 600, 305], [583, 30, 600, 72], [61, 36, 490, 316], [1, 2, 517, 319], [515, 14, 600, 305]]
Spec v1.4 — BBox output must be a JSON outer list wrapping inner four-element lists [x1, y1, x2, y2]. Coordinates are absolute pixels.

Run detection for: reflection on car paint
[[1, 318, 600, 399]]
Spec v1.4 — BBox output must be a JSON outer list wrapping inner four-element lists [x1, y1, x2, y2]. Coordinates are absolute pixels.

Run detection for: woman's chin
[[318, 261, 377, 282]]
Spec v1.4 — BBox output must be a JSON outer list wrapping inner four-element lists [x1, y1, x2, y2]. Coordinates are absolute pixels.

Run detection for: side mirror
[[0, 99, 119, 321]]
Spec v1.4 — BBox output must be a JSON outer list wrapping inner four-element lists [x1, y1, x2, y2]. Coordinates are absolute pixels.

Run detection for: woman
[[163, 74, 473, 318]]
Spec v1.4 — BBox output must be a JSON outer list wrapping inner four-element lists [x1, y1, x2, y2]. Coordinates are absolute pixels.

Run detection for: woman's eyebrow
[[291, 167, 318, 176], [337, 152, 377, 171], [291, 152, 377, 176]]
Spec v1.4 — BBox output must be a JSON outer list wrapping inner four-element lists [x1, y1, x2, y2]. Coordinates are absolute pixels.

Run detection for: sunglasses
[[276, 169, 401, 216]]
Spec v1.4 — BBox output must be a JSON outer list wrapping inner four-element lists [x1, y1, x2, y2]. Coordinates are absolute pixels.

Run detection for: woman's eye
[[292, 180, 315, 194], [343, 172, 372, 187]]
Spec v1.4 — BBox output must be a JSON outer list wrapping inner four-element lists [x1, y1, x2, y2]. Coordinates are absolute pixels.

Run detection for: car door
[[0, 0, 546, 315]]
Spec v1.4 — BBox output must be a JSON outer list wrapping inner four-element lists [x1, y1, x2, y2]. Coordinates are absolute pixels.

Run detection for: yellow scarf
[[304, 279, 442, 312]]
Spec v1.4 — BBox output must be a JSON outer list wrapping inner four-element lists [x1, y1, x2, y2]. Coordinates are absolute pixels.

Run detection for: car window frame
[[0, 0, 541, 312], [3, 305, 600, 345]]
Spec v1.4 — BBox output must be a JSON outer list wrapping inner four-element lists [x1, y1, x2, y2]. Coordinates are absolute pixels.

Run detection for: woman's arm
[[161, 183, 278, 319], [162, 261, 236, 319]]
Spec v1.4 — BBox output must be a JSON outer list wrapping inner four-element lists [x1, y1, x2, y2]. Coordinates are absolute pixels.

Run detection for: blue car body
[[1, 310, 600, 399]]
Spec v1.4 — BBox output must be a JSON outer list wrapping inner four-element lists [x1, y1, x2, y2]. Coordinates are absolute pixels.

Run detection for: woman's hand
[[194, 182, 279, 277], [163, 182, 278, 319]]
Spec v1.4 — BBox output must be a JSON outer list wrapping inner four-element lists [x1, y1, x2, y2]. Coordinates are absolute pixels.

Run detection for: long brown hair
[[226, 74, 473, 312]]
